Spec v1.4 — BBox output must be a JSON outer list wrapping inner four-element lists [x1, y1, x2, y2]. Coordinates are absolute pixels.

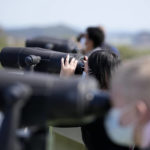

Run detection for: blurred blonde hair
[[111, 56, 150, 107]]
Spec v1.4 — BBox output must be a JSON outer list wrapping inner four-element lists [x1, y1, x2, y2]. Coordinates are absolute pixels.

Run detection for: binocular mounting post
[[0, 83, 32, 150]]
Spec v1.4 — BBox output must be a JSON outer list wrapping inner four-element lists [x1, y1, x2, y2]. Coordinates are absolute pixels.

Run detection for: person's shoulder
[[101, 43, 120, 56]]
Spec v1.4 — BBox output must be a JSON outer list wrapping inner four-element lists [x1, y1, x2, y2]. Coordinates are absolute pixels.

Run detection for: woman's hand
[[60, 54, 78, 77]]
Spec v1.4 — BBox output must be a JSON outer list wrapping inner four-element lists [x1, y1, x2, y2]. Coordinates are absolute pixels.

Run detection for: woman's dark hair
[[86, 27, 105, 48], [88, 50, 120, 89]]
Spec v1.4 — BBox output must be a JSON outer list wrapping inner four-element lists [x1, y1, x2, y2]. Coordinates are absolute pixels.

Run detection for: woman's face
[[85, 34, 94, 53]]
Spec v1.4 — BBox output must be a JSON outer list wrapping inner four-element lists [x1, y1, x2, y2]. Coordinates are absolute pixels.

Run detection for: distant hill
[[107, 31, 150, 48], [4, 24, 80, 39], [3, 25, 150, 49]]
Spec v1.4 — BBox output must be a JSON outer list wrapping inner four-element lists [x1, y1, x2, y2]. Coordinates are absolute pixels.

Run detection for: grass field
[[118, 45, 150, 60]]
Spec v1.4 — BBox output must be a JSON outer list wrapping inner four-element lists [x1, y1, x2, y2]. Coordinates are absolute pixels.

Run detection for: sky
[[0, 0, 150, 32]]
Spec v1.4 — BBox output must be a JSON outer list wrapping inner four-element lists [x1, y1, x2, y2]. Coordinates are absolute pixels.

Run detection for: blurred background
[[0, 0, 150, 149], [0, 0, 150, 60]]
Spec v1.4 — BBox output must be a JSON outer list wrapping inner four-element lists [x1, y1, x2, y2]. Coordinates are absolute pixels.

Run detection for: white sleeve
[[81, 71, 87, 79]]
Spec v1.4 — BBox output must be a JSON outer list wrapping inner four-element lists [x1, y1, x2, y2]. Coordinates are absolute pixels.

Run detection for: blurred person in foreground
[[77, 26, 120, 56], [60, 50, 139, 150], [105, 56, 150, 150]]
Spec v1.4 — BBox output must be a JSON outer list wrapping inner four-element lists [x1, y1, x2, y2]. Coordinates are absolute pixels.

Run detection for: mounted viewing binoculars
[[0, 47, 84, 74]]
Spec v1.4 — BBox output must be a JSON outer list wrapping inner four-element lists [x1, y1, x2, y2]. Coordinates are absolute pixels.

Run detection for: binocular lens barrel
[[0, 47, 84, 74], [0, 69, 110, 126], [25, 37, 78, 53]]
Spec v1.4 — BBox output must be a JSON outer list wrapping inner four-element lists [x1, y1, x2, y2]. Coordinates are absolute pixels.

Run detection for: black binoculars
[[0, 69, 110, 127], [0, 47, 84, 74], [26, 36, 78, 53]]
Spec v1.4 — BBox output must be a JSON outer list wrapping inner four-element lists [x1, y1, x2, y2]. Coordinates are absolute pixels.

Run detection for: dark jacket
[[81, 117, 139, 150]]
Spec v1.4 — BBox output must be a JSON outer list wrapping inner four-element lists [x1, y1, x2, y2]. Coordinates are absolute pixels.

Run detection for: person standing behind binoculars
[[60, 50, 139, 150], [77, 26, 120, 57]]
